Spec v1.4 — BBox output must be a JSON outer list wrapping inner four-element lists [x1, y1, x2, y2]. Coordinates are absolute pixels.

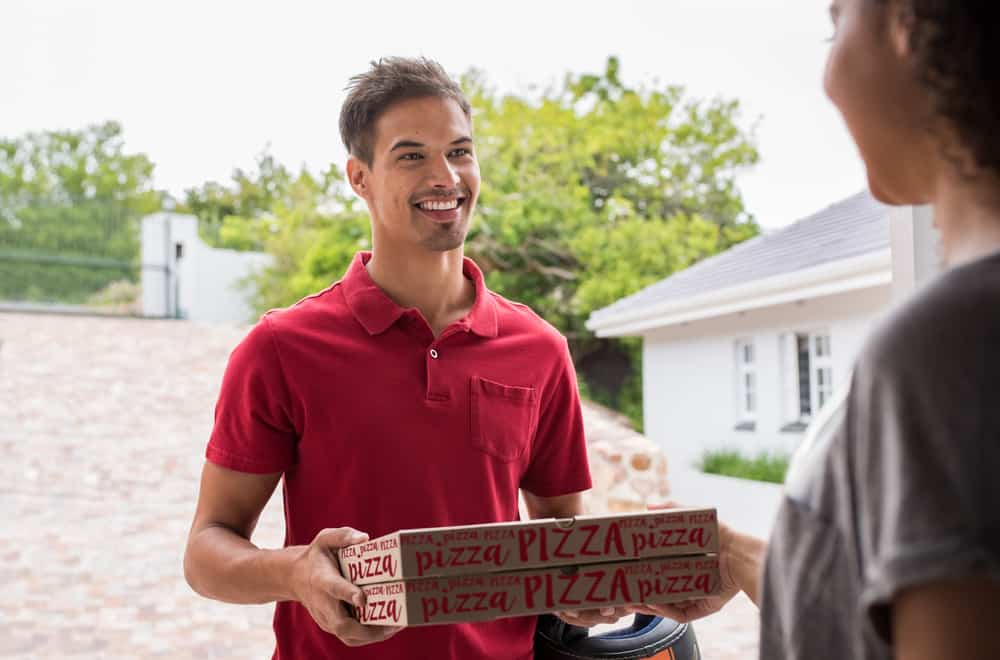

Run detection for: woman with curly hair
[[633, 1, 1000, 658]]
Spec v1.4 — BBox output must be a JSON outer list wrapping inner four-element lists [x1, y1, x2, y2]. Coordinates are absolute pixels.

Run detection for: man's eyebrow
[[389, 136, 473, 151], [389, 140, 424, 152]]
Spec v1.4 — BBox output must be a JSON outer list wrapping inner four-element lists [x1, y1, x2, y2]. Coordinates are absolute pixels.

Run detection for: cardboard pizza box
[[339, 508, 718, 586], [355, 555, 720, 627]]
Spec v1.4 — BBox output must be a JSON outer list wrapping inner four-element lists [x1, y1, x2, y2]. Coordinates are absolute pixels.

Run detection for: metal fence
[[0, 201, 170, 316]]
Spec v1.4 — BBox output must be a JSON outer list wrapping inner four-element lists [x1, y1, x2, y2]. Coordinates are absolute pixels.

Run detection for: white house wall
[[641, 285, 891, 470], [141, 213, 272, 323], [179, 240, 273, 323]]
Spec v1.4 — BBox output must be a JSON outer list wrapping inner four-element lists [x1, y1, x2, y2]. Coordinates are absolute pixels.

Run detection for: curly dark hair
[[875, 1, 1000, 176], [339, 57, 471, 167]]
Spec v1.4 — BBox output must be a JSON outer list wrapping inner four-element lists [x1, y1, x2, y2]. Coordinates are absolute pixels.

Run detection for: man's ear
[[346, 157, 370, 200]]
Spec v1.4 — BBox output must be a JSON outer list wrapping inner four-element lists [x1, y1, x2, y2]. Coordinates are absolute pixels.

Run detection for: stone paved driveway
[[0, 312, 759, 658]]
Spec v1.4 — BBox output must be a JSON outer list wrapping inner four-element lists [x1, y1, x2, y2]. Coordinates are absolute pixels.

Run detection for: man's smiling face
[[357, 95, 480, 253]]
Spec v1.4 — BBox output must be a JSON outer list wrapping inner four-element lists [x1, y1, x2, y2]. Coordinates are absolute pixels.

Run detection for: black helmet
[[534, 613, 700, 660]]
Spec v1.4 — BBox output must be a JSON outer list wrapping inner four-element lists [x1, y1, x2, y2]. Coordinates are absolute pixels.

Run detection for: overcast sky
[[2, 0, 863, 229]]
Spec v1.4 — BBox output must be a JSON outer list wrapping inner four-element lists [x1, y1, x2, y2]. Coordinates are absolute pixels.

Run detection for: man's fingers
[[628, 598, 718, 623], [334, 617, 403, 646], [594, 606, 628, 620], [628, 602, 694, 622], [309, 533, 367, 607], [647, 500, 690, 511], [556, 607, 626, 627], [325, 574, 365, 610], [556, 610, 580, 622], [314, 527, 369, 549], [575, 614, 620, 626], [313, 601, 403, 646]]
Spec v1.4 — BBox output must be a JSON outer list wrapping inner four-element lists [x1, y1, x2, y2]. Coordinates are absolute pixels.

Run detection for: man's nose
[[427, 154, 460, 188]]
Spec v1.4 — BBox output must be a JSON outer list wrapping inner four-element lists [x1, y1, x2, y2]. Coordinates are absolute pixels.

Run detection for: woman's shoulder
[[860, 252, 1000, 381]]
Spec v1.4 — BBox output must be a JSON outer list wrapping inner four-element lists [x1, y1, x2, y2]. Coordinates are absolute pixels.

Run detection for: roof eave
[[586, 248, 892, 337]]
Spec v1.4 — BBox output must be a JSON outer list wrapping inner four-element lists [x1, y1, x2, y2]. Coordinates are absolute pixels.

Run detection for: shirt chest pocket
[[470, 376, 539, 462]]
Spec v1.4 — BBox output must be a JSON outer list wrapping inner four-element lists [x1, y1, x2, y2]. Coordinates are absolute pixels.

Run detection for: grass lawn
[[700, 449, 790, 484]]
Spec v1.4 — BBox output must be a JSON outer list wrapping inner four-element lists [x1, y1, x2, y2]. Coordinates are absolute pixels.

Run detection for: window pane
[[797, 334, 812, 417], [817, 368, 833, 408]]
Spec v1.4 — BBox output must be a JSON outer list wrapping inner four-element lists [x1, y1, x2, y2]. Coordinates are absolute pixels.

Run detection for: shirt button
[[429, 348, 439, 359]]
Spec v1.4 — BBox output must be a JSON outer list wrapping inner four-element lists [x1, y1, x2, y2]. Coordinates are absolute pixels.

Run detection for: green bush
[[86, 278, 142, 313], [700, 449, 790, 484], [0, 260, 136, 304]]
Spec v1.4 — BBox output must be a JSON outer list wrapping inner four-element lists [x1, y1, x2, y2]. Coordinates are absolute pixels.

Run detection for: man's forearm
[[522, 490, 585, 519], [184, 524, 304, 605], [726, 529, 766, 606]]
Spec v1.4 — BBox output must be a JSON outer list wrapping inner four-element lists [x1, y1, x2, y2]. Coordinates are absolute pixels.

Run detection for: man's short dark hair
[[339, 57, 472, 166]]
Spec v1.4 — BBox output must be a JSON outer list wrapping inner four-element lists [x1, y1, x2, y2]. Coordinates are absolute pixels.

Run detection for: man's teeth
[[418, 199, 459, 211]]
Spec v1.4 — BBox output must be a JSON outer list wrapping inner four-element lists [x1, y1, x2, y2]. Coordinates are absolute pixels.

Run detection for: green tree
[[464, 58, 759, 425], [182, 149, 293, 250], [465, 58, 759, 341], [0, 121, 161, 303], [243, 168, 371, 312]]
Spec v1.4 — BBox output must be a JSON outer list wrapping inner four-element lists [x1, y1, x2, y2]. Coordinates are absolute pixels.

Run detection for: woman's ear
[[887, 0, 915, 59]]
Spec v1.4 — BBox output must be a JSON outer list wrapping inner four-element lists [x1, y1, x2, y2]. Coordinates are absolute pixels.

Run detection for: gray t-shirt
[[759, 250, 1000, 659]]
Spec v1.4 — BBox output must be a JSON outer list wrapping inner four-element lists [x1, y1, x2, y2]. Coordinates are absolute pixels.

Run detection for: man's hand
[[555, 607, 630, 628], [290, 527, 403, 647]]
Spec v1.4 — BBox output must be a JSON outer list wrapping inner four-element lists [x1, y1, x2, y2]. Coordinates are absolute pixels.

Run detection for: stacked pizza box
[[339, 507, 720, 627]]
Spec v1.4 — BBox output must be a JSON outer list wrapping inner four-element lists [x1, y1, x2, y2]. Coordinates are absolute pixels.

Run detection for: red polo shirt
[[206, 252, 592, 659]]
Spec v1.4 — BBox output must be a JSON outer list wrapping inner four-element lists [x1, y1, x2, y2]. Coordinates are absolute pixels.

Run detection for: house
[[585, 192, 941, 469]]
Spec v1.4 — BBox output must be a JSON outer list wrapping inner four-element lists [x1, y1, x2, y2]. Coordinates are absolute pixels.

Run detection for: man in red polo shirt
[[183, 57, 603, 658]]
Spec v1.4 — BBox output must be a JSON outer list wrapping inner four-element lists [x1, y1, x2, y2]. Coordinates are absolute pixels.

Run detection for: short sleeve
[[519, 338, 593, 498], [206, 316, 298, 473], [850, 323, 1000, 643]]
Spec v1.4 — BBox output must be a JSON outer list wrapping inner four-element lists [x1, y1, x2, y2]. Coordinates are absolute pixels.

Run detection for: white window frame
[[811, 333, 834, 414], [735, 338, 757, 423], [785, 329, 833, 424]]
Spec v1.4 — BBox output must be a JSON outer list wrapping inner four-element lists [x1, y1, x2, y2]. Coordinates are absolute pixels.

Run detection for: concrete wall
[[141, 213, 272, 323], [641, 285, 891, 469]]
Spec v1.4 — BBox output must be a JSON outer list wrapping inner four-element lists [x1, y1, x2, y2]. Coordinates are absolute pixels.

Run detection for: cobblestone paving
[[0, 312, 759, 658]]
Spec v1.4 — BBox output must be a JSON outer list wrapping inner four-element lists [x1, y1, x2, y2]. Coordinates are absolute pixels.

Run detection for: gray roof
[[589, 191, 890, 322]]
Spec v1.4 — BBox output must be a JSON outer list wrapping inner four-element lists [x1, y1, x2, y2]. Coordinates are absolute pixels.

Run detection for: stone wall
[[580, 400, 670, 513]]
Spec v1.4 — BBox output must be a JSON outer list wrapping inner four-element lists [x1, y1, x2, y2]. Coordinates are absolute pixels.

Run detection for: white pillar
[[141, 213, 199, 318], [141, 214, 174, 318], [889, 205, 941, 301]]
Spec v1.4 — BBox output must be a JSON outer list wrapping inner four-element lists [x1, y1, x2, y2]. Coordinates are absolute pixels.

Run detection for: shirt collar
[[341, 251, 498, 338]]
